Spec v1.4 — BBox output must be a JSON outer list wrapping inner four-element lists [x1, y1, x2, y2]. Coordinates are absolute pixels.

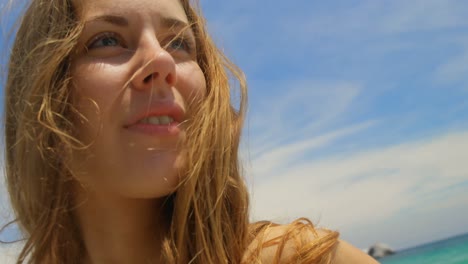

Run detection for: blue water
[[380, 233, 468, 264]]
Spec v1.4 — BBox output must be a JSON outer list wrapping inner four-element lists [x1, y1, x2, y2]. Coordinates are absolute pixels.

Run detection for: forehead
[[78, 0, 188, 23]]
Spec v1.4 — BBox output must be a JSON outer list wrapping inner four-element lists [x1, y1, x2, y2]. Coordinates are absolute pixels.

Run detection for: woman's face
[[70, 0, 206, 198]]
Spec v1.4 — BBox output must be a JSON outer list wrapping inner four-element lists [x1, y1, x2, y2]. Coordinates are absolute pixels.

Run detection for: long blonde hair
[[2, 0, 338, 263]]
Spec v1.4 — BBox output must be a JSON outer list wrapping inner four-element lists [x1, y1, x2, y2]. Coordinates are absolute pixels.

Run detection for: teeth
[[139, 115, 174, 125], [147, 116, 160, 125], [159, 116, 171, 125]]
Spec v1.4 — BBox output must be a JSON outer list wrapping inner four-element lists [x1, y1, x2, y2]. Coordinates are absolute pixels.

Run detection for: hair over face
[[2, 0, 338, 263]]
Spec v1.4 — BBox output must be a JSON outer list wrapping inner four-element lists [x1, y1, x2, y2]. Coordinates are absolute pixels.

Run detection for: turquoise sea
[[379, 233, 468, 264]]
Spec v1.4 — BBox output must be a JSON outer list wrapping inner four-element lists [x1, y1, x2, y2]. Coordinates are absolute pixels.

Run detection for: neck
[[75, 189, 170, 264]]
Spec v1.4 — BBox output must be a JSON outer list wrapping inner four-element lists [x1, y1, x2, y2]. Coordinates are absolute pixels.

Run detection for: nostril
[[143, 73, 159, 84], [165, 74, 175, 85]]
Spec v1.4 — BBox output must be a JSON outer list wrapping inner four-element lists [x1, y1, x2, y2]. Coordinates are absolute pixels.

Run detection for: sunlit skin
[[71, 0, 206, 199], [64, 0, 381, 263], [69, 0, 206, 263]]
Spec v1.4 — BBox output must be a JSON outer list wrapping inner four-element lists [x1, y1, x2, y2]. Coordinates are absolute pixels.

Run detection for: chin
[[71, 148, 187, 201], [117, 153, 186, 199], [124, 174, 181, 199]]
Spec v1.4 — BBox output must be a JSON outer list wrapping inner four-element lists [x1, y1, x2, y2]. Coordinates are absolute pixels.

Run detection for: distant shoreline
[[394, 232, 468, 252]]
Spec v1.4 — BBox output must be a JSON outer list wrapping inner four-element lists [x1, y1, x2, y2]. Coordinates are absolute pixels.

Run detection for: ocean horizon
[[379, 233, 468, 264]]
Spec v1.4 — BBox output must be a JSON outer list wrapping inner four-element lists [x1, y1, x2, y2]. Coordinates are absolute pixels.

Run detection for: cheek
[[176, 62, 206, 103], [71, 66, 126, 140], [72, 65, 125, 112], [73, 66, 124, 102]]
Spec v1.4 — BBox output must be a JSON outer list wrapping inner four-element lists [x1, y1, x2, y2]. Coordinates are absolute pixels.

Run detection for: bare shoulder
[[243, 222, 379, 264], [242, 224, 300, 263], [331, 239, 379, 264]]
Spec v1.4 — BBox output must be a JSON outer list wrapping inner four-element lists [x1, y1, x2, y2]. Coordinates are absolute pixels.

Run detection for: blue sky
[[1, 0, 468, 252], [201, 0, 468, 250]]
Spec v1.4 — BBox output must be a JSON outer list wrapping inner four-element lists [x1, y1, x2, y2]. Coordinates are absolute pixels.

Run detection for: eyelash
[[166, 36, 195, 53], [87, 32, 126, 50], [86, 32, 195, 55]]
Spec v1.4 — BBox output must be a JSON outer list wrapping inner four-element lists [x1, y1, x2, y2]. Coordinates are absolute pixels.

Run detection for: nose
[[130, 41, 177, 92]]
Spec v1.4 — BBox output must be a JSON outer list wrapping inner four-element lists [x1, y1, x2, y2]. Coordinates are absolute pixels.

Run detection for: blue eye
[[88, 33, 124, 49], [167, 37, 193, 53]]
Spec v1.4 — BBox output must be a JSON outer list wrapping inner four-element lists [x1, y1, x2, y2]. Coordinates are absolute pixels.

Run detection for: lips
[[124, 102, 185, 135]]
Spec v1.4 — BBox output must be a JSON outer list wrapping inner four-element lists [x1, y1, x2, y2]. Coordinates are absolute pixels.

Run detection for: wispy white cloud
[[206, 0, 468, 251], [435, 48, 468, 86], [378, 0, 468, 34], [207, 0, 468, 76], [246, 80, 363, 157], [249, 120, 376, 183], [248, 129, 468, 248], [294, 0, 468, 37]]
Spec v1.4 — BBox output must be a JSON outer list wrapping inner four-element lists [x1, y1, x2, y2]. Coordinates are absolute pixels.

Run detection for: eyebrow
[[86, 14, 129, 27], [85, 14, 190, 30], [161, 17, 190, 30]]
